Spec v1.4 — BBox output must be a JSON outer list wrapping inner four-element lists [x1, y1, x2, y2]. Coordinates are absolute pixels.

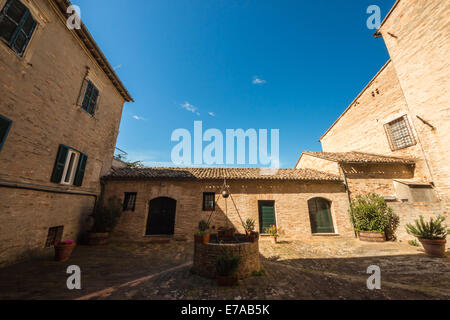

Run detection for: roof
[[299, 151, 415, 165], [52, 0, 133, 102], [104, 167, 342, 182], [319, 59, 391, 141]]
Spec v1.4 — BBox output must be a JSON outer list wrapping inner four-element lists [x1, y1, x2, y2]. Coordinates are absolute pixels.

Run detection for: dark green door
[[258, 201, 276, 233], [308, 198, 335, 234], [146, 197, 177, 235]]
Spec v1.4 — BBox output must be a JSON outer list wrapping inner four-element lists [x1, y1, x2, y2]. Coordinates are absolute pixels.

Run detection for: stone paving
[[0, 238, 448, 300]]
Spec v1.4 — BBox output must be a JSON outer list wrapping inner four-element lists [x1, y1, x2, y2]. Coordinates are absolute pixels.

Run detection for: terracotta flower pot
[[246, 232, 259, 243], [358, 231, 386, 242], [54, 242, 76, 262], [419, 238, 446, 258], [88, 232, 109, 246], [217, 275, 238, 286], [194, 233, 210, 244], [271, 236, 278, 244]]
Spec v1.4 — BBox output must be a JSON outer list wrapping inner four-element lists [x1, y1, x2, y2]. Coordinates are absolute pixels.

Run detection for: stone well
[[192, 240, 261, 279]]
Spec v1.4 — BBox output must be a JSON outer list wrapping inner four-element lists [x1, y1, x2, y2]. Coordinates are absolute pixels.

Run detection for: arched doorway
[[146, 197, 177, 235], [307, 197, 335, 234]]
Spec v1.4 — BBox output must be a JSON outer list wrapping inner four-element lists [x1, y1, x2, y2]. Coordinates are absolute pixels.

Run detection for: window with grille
[[384, 116, 416, 150], [202, 192, 215, 211], [0, 0, 37, 56], [45, 226, 64, 247], [123, 192, 137, 211]]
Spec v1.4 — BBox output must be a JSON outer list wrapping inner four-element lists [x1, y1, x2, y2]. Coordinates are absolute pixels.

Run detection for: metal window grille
[[202, 192, 215, 211], [45, 226, 64, 247], [384, 116, 416, 150], [124, 192, 137, 211]]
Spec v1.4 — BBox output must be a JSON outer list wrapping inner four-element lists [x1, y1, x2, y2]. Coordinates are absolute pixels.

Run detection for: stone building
[[102, 167, 355, 241], [0, 0, 132, 265], [297, 0, 449, 244]]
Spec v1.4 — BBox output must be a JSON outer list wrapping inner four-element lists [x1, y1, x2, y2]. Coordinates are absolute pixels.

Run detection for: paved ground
[[0, 238, 448, 300]]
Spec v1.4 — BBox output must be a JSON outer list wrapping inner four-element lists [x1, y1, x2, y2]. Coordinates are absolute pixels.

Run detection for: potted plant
[[88, 197, 123, 245], [265, 225, 282, 244], [54, 240, 76, 262], [349, 193, 399, 242], [194, 219, 210, 244], [243, 218, 259, 242], [406, 215, 448, 257], [216, 252, 241, 286], [218, 226, 236, 239]]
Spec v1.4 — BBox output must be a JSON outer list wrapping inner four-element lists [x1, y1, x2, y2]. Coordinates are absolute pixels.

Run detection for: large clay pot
[[246, 232, 259, 243], [194, 233, 210, 244], [217, 275, 238, 286], [358, 231, 386, 242], [54, 242, 76, 261], [419, 238, 446, 258], [88, 232, 109, 246]]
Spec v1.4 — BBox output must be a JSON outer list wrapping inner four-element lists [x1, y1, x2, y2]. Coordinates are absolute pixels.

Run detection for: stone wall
[[379, 0, 450, 210], [193, 241, 260, 279], [0, 0, 126, 265], [103, 179, 355, 241]]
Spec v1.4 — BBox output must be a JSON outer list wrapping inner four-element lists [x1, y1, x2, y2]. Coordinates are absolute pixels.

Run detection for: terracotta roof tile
[[104, 167, 342, 182], [302, 151, 415, 164]]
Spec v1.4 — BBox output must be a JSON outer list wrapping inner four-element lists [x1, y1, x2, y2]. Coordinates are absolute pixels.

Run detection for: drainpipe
[[339, 165, 357, 238]]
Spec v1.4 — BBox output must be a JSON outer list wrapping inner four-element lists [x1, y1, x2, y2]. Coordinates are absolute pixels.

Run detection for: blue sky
[[75, 0, 395, 168]]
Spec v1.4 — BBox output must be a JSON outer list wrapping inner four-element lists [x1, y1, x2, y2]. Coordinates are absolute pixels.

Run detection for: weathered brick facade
[[103, 179, 355, 241], [0, 0, 131, 265]]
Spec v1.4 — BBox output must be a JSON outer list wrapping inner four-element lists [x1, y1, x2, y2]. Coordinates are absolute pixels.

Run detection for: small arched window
[[308, 198, 335, 234]]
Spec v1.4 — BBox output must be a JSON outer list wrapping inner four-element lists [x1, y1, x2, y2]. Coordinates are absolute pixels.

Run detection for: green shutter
[[51, 145, 69, 183], [259, 202, 276, 233], [73, 153, 88, 186], [308, 198, 335, 234], [0, 115, 12, 151]]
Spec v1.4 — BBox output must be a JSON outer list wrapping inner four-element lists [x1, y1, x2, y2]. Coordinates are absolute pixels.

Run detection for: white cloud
[[252, 76, 266, 85], [181, 102, 200, 115], [113, 64, 122, 70], [208, 112, 216, 117], [132, 115, 146, 121]]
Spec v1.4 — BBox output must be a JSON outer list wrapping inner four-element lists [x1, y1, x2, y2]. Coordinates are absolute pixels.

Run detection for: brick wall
[[103, 180, 355, 241], [295, 154, 341, 175], [0, 0, 126, 265], [380, 0, 450, 210], [320, 61, 431, 184]]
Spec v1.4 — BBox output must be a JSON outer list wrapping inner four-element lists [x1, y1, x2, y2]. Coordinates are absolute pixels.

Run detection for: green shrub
[[406, 215, 448, 240], [243, 218, 256, 233], [91, 197, 123, 233], [349, 193, 399, 236], [216, 252, 241, 277], [408, 239, 419, 247]]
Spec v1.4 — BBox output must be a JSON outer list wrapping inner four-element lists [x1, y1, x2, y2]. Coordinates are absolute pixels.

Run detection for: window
[[0, 0, 37, 56], [0, 115, 12, 151], [308, 198, 335, 234], [384, 116, 416, 150], [123, 192, 137, 211], [80, 80, 99, 115], [45, 226, 63, 247], [202, 192, 215, 211], [258, 200, 276, 233], [51, 145, 88, 186]]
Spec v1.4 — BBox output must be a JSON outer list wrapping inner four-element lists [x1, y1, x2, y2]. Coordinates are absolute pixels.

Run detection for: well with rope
[[192, 179, 261, 279]]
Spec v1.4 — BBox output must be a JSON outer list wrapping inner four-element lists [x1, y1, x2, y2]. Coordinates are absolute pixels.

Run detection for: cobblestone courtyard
[[0, 238, 449, 300]]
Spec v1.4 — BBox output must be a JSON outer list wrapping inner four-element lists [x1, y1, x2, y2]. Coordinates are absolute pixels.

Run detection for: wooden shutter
[[0, 115, 12, 151], [88, 86, 99, 114], [51, 145, 69, 183], [73, 153, 88, 186], [77, 78, 89, 107], [259, 201, 276, 233]]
